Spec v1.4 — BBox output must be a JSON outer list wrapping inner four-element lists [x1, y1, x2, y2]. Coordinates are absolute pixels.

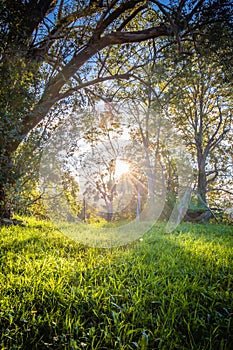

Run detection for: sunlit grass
[[53, 219, 152, 248], [0, 218, 232, 349]]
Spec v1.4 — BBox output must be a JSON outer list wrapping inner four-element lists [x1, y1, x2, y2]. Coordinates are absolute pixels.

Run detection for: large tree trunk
[[0, 151, 14, 219], [0, 187, 10, 219], [0, 189, 13, 219], [197, 156, 207, 205]]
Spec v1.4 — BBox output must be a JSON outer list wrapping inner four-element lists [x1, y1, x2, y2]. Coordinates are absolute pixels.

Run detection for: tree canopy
[[0, 0, 232, 219]]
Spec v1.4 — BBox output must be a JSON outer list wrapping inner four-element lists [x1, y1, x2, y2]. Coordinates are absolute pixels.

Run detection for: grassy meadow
[[0, 218, 232, 349]]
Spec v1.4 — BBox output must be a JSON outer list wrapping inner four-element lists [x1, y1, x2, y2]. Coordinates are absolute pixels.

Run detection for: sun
[[115, 158, 130, 179]]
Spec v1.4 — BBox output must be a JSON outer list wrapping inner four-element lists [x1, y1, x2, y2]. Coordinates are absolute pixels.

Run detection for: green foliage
[[1, 0, 232, 219], [41, 169, 82, 223], [210, 210, 233, 226], [0, 219, 233, 349], [86, 214, 108, 226], [0, 20, 41, 217]]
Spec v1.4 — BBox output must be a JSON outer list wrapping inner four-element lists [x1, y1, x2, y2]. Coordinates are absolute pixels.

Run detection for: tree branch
[[58, 73, 132, 99], [18, 23, 173, 146], [29, 4, 102, 61], [117, 5, 147, 31], [94, 0, 142, 39], [207, 188, 233, 196]]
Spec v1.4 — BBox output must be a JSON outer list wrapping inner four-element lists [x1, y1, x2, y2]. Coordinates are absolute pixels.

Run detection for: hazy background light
[[39, 102, 193, 247], [115, 158, 130, 179]]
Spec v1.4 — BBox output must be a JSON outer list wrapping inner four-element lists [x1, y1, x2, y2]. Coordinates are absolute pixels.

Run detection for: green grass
[[0, 218, 232, 349]]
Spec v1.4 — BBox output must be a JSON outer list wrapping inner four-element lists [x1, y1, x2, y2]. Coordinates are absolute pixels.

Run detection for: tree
[[0, 0, 232, 218], [168, 53, 232, 206]]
